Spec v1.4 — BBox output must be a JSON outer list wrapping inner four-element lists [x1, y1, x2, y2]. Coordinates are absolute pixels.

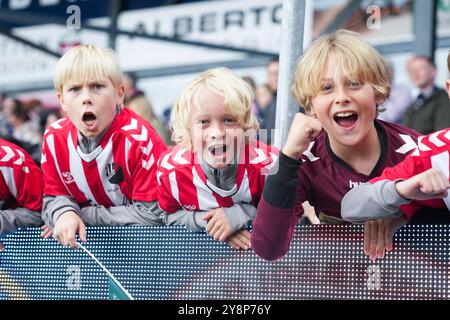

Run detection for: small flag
[[108, 276, 132, 300]]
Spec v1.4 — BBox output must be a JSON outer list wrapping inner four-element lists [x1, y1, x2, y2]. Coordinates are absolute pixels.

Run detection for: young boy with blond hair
[[251, 30, 422, 261], [157, 68, 278, 250], [41, 45, 167, 248]]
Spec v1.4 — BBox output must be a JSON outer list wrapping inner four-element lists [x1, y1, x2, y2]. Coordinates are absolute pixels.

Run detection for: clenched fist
[[395, 168, 450, 201], [282, 113, 322, 160]]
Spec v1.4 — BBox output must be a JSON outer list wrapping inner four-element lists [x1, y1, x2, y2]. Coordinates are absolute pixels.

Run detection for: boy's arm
[[222, 203, 256, 232], [78, 200, 164, 226], [41, 133, 82, 229], [341, 153, 424, 223], [341, 180, 409, 223], [163, 209, 207, 231], [42, 195, 81, 229], [252, 113, 320, 261], [0, 208, 44, 235], [162, 203, 255, 233], [251, 151, 304, 261]]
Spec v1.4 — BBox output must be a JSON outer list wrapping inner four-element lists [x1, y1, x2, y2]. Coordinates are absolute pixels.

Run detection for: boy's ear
[[116, 84, 125, 105], [375, 97, 384, 106], [57, 92, 67, 112], [446, 80, 450, 98], [307, 105, 316, 117]]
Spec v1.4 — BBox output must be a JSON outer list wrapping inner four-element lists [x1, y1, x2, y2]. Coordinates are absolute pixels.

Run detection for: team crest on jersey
[[183, 204, 197, 211], [62, 171, 74, 184], [106, 163, 124, 185]]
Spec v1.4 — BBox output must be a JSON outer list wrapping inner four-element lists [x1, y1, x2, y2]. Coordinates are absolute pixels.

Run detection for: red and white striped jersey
[[41, 108, 167, 207], [157, 141, 278, 213], [0, 139, 43, 211], [371, 128, 450, 216]]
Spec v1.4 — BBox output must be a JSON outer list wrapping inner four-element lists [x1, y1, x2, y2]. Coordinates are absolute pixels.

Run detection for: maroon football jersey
[[294, 120, 421, 220], [252, 120, 422, 261]]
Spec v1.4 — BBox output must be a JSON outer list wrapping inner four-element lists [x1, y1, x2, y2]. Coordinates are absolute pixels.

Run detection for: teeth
[[335, 112, 355, 117], [209, 145, 226, 155]]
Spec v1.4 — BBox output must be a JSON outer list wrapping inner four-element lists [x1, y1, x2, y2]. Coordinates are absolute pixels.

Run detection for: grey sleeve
[[43, 195, 81, 229], [222, 203, 256, 233], [162, 209, 208, 231], [162, 203, 256, 233], [78, 201, 165, 227], [0, 207, 44, 236], [341, 180, 410, 223]]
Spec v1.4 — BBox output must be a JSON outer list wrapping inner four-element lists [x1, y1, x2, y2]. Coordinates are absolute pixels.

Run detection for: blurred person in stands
[[258, 57, 279, 145], [122, 71, 144, 106], [241, 75, 261, 121], [377, 59, 412, 124], [126, 95, 171, 145], [40, 45, 167, 249], [157, 68, 278, 250], [6, 99, 42, 146], [403, 55, 450, 134], [0, 94, 12, 136], [39, 108, 63, 131], [23, 99, 44, 133]]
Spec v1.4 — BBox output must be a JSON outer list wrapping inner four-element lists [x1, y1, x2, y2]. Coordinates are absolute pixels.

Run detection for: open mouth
[[208, 144, 227, 156], [333, 111, 358, 128], [82, 111, 97, 127]]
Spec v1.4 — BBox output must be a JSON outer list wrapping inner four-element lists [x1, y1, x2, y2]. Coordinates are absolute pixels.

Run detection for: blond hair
[[54, 45, 123, 94], [171, 68, 259, 146], [292, 29, 390, 114]]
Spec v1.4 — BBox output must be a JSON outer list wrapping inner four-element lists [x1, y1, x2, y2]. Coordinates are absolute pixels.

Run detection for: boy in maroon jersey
[[157, 68, 278, 250], [41, 45, 167, 249], [251, 30, 421, 261], [0, 138, 44, 236]]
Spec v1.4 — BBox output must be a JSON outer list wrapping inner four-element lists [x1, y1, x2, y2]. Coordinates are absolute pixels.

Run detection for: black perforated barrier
[[0, 225, 448, 300]]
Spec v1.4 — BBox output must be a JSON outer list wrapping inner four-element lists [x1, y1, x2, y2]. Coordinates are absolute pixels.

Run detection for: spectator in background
[[241, 75, 260, 120], [122, 71, 144, 105], [40, 108, 63, 131], [255, 84, 273, 118], [23, 99, 44, 133], [4, 100, 42, 163], [122, 71, 170, 145], [162, 105, 172, 133], [377, 59, 412, 124], [403, 55, 450, 134], [259, 57, 279, 145], [126, 95, 171, 145], [6, 99, 42, 146], [0, 94, 12, 136]]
